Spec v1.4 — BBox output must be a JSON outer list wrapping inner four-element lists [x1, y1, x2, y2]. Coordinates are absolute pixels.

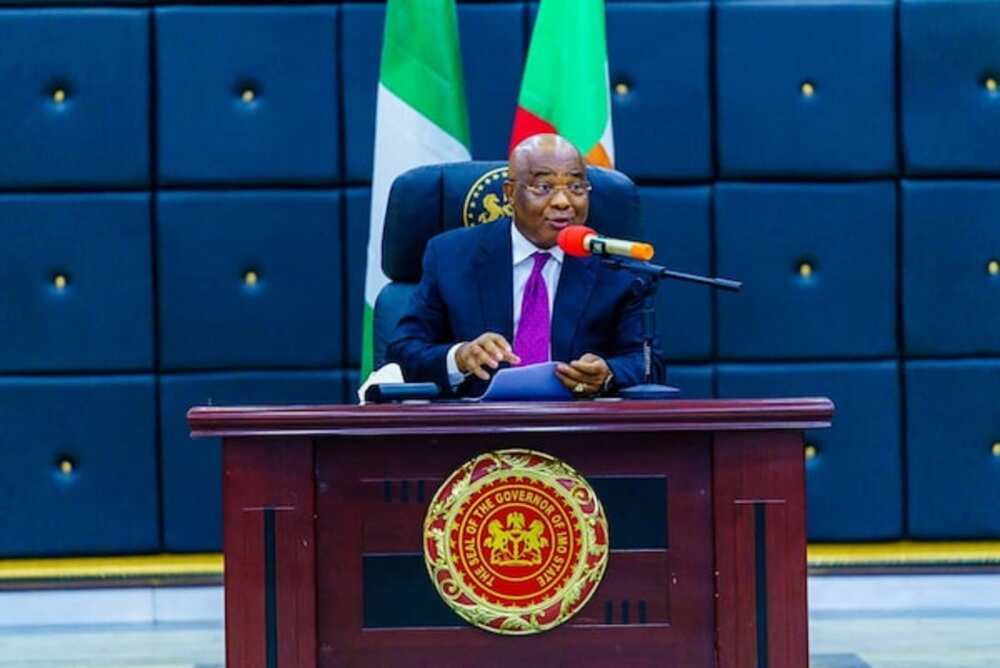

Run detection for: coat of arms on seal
[[423, 449, 610, 635], [462, 166, 514, 227]]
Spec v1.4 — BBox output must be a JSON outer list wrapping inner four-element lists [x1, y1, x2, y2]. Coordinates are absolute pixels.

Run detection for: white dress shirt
[[446, 222, 564, 385]]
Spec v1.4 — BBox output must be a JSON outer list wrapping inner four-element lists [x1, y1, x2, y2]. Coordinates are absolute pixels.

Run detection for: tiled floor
[[0, 575, 998, 667], [0, 623, 223, 668], [809, 574, 1000, 668], [812, 612, 1000, 667]]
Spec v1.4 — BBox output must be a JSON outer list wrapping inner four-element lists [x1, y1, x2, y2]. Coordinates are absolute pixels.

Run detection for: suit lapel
[[477, 220, 514, 342], [551, 254, 598, 363]]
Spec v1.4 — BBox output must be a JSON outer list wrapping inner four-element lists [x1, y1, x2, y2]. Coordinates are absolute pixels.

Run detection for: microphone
[[557, 226, 655, 261]]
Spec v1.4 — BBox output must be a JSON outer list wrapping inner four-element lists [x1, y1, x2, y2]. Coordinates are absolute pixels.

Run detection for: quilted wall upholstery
[[0, 0, 997, 556]]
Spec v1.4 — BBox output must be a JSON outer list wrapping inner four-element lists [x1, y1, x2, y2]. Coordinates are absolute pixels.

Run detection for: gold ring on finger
[[573, 382, 586, 393]]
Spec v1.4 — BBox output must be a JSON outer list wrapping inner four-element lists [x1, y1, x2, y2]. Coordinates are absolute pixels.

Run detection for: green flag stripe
[[380, 0, 471, 148], [361, 303, 374, 381], [518, 0, 608, 152]]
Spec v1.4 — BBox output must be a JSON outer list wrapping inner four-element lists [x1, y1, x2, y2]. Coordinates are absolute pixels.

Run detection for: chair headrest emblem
[[462, 166, 513, 228]]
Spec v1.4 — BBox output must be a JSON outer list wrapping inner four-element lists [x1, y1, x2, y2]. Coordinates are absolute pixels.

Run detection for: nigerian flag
[[362, 0, 471, 378], [510, 0, 614, 167]]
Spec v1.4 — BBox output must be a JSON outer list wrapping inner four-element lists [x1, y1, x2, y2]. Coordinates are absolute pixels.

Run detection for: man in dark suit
[[387, 133, 657, 397]]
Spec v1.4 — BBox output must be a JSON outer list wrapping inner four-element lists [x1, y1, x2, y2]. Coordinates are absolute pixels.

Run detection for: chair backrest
[[373, 160, 642, 368]]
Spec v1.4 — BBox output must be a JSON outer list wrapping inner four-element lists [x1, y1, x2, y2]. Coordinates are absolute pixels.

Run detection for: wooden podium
[[189, 398, 833, 668]]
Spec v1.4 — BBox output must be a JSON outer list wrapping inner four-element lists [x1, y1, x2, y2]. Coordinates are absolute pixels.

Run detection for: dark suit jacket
[[386, 219, 661, 396]]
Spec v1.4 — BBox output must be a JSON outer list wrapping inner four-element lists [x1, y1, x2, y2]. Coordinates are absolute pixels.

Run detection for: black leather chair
[[373, 160, 643, 368]]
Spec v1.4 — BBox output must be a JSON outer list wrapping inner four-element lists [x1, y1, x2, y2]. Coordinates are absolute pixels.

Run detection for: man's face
[[504, 140, 590, 249]]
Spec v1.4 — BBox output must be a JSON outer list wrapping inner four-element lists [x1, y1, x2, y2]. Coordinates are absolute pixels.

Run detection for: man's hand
[[555, 353, 611, 396], [456, 332, 521, 381]]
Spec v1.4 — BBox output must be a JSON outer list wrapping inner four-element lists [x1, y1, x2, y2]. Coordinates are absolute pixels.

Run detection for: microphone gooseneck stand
[[601, 256, 743, 400]]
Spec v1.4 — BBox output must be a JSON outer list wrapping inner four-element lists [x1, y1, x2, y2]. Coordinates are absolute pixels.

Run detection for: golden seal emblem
[[462, 166, 513, 227], [423, 449, 609, 635]]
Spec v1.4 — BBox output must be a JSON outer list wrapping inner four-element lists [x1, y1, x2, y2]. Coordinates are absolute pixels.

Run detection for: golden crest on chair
[[462, 166, 513, 227]]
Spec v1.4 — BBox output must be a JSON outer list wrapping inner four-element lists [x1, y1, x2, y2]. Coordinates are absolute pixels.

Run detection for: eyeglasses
[[511, 180, 592, 199]]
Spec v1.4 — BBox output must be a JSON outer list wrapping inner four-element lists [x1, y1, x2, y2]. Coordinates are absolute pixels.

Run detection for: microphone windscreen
[[557, 225, 596, 257]]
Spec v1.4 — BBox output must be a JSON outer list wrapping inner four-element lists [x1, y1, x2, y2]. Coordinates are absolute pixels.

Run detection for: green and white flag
[[362, 0, 471, 378]]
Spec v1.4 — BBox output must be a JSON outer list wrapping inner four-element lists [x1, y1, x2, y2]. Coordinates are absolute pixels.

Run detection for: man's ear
[[503, 179, 514, 202]]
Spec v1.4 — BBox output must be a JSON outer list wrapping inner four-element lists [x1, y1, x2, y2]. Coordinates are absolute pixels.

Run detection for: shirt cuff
[[446, 342, 465, 388]]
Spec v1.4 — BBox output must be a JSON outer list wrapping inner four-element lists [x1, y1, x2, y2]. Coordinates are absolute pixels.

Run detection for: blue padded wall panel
[[716, 183, 897, 359], [901, 0, 1000, 175], [607, 2, 711, 180], [0, 376, 157, 557], [639, 186, 712, 360], [160, 371, 347, 552], [718, 362, 902, 541], [903, 182, 1000, 356], [0, 10, 149, 188], [665, 364, 713, 399], [0, 1, 142, 4], [155, 7, 340, 185], [345, 188, 371, 367], [457, 4, 525, 159], [342, 3, 524, 181], [0, 194, 153, 372], [716, 0, 896, 178], [344, 0, 513, 3], [906, 360, 1000, 538], [341, 3, 382, 181], [157, 192, 343, 370], [345, 369, 361, 403]]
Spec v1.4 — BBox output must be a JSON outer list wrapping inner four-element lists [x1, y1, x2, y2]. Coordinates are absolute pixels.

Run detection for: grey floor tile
[[811, 613, 1000, 668], [811, 655, 872, 668], [1, 575, 999, 666], [0, 622, 223, 666]]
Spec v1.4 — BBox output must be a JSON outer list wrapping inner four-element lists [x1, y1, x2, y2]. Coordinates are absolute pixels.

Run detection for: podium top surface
[[188, 398, 834, 438]]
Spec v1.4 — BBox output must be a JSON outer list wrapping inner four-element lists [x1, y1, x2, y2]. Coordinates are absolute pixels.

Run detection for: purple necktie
[[513, 252, 551, 365]]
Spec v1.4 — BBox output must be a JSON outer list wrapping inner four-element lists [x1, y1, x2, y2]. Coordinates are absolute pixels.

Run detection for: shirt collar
[[510, 221, 565, 266]]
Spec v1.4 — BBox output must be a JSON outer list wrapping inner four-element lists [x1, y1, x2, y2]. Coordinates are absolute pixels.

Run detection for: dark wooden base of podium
[[190, 399, 832, 668]]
